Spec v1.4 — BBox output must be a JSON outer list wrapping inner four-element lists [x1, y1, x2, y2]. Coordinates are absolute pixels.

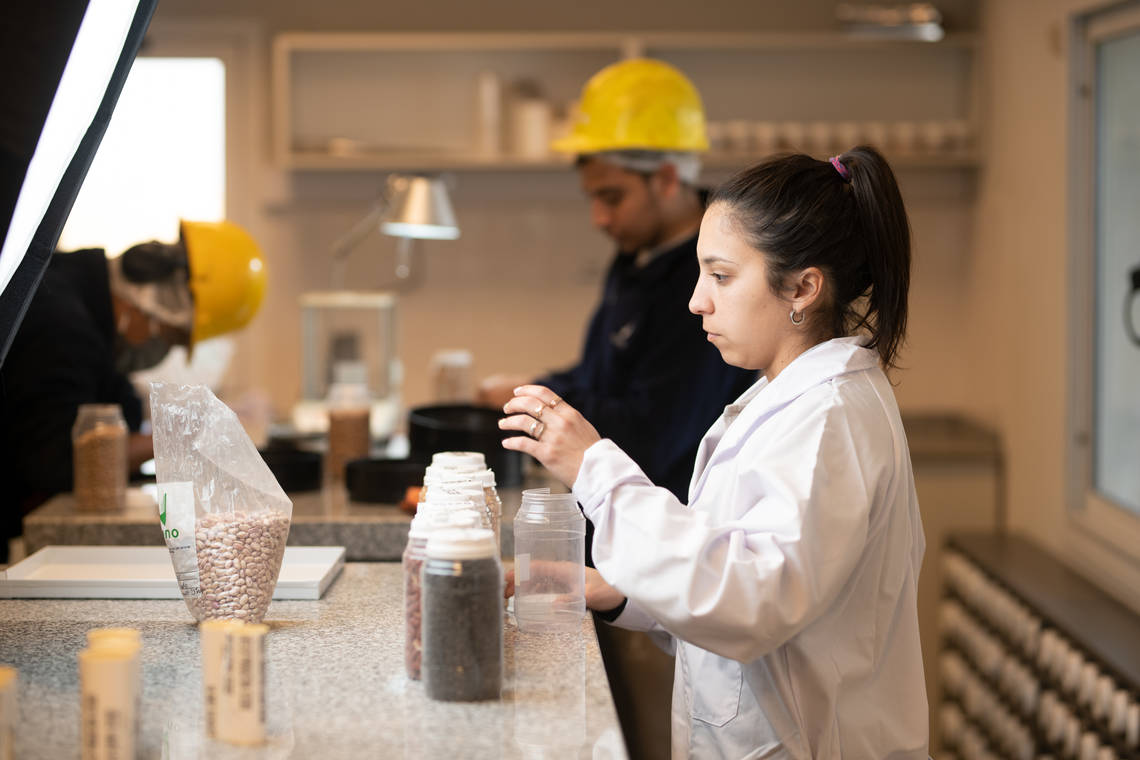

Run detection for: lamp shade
[[380, 174, 459, 241]]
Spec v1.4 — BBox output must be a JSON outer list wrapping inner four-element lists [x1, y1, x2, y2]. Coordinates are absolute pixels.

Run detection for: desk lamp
[[330, 173, 459, 287]]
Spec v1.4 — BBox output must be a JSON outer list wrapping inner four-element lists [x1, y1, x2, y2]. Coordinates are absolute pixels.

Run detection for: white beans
[[189, 512, 291, 624]]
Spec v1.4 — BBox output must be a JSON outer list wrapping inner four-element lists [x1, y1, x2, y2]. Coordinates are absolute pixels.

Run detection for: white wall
[[143, 0, 982, 426], [142, 0, 1140, 680], [968, 0, 1140, 611]]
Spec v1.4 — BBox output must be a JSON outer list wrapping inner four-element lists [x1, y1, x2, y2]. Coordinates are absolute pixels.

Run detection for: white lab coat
[[573, 337, 928, 759]]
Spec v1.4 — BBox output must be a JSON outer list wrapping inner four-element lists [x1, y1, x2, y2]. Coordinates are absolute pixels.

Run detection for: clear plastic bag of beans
[[150, 383, 293, 624]]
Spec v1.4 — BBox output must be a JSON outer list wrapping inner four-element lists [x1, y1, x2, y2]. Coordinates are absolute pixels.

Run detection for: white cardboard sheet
[[0, 545, 345, 600]]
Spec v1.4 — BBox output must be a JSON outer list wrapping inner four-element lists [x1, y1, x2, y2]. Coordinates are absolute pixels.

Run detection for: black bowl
[[258, 448, 322, 493], [407, 404, 523, 486], [345, 458, 426, 504]]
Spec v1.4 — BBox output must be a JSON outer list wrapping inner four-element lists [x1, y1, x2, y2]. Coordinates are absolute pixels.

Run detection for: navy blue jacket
[[538, 232, 756, 501], [0, 250, 142, 549]]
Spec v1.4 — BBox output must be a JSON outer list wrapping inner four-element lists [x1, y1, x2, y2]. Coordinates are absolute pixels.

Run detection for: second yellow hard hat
[[552, 58, 709, 155], [180, 220, 267, 345]]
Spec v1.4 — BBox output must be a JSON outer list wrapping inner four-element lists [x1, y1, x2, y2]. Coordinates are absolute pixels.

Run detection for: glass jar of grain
[[325, 369, 371, 484], [71, 404, 127, 511]]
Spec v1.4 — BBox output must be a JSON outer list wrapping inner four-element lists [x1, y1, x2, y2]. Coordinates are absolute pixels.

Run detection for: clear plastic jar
[[71, 404, 127, 511], [421, 528, 502, 701], [513, 488, 586, 633]]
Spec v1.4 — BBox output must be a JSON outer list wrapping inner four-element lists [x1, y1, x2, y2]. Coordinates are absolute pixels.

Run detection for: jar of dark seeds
[[421, 528, 502, 701], [402, 508, 481, 680], [71, 404, 128, 511]]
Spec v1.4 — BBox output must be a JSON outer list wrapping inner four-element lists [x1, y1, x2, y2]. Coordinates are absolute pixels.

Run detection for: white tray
[[0, 545, 345, 600]]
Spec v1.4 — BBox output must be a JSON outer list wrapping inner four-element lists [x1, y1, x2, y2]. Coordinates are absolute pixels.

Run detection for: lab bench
[[0, 562, 626, 759], [21, 481, 540, 561]]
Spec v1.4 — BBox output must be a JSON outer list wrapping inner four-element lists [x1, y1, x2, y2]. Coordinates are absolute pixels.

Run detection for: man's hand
[[476, 374, 531, 409]]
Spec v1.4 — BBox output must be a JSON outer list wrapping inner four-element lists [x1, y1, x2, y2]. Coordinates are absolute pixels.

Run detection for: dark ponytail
[[709, 145, 911, 371]]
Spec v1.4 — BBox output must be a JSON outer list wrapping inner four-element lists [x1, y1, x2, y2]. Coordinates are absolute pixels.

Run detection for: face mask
[[114, 333, 173, 374]]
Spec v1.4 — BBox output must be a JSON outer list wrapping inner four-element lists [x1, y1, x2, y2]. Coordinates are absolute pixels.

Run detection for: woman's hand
[[499, 384, 601, 487], [583, 567, 626, 613], [503, 566, 626, 615]]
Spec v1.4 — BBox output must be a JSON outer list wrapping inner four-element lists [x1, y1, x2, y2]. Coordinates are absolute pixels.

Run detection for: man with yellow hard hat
[[480, 58, 754, 500], [0, 220, 265, 558]]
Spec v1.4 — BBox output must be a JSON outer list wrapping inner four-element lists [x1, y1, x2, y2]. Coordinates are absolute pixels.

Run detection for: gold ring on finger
[[533, 405, 544, 419]]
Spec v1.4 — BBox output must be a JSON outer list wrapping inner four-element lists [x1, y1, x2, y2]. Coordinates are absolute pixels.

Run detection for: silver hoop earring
[[789, 309, 805, 326]]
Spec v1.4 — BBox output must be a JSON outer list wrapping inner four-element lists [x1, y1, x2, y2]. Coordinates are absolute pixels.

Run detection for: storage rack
[[940, 533, 1140, 760]]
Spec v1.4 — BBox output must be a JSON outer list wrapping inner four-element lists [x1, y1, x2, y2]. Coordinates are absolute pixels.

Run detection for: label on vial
[[219, 630, 266, 745], [157, 481, 200, 599], [516, 553, 530, 584]]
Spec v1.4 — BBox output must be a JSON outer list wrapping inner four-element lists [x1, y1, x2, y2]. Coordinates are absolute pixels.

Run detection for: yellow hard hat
[[180, 220, 267, 345], [552, 58, 708, 155]]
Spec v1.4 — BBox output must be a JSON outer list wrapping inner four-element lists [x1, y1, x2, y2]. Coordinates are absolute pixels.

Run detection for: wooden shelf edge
[[272, 30, 979, 54], [279, 150, 980, 172]]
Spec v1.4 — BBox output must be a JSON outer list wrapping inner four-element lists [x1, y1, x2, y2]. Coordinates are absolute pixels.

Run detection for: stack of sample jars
[[402, 451, 505, 699], [418, 452, 503, 549]]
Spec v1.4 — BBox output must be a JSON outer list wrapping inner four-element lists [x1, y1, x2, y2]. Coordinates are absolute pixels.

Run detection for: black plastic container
[[345, 458, 426, 503], [407, 404, 523, 486], [258, 448, 322, 493]]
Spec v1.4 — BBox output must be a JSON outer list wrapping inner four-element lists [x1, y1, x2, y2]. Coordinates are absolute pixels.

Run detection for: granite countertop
[[22, 477, 551, 561], [0, 563, 626, 759], [22, 414, 998, 560]]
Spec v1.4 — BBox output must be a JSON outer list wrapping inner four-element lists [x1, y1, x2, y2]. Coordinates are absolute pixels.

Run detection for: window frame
[[1067, 2, 1140, 558]]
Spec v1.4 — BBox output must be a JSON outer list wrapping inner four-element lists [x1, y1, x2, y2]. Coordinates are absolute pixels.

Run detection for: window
[[58, 55, 231, 388], [59, 57, 225, 254], [1069, 3, 1140, 554]]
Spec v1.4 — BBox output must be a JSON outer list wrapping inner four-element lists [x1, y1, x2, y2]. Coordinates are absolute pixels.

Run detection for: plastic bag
[[150, 382, 293, 623]]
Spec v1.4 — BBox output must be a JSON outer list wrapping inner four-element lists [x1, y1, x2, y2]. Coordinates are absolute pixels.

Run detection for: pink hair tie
[[829, 156, 850, 181]]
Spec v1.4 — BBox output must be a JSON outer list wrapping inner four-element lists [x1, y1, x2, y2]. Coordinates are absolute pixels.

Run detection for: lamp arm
[[330, 198, 388, 289]]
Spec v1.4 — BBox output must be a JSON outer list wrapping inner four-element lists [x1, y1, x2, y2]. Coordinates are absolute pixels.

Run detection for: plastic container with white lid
[[403, 512, 481, 681], [421, 528, 502, 701], [430, 451, 486, 469], [422, 473, 499, 543], [513, 488, 586, 634]]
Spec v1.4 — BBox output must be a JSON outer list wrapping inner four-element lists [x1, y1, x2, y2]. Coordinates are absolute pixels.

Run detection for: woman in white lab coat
[[502, 146, 927, 759]]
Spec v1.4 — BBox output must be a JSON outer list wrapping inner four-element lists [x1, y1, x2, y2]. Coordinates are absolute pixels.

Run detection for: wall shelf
[[281, 149, 981, 173], [273, 30, 982, 172]]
